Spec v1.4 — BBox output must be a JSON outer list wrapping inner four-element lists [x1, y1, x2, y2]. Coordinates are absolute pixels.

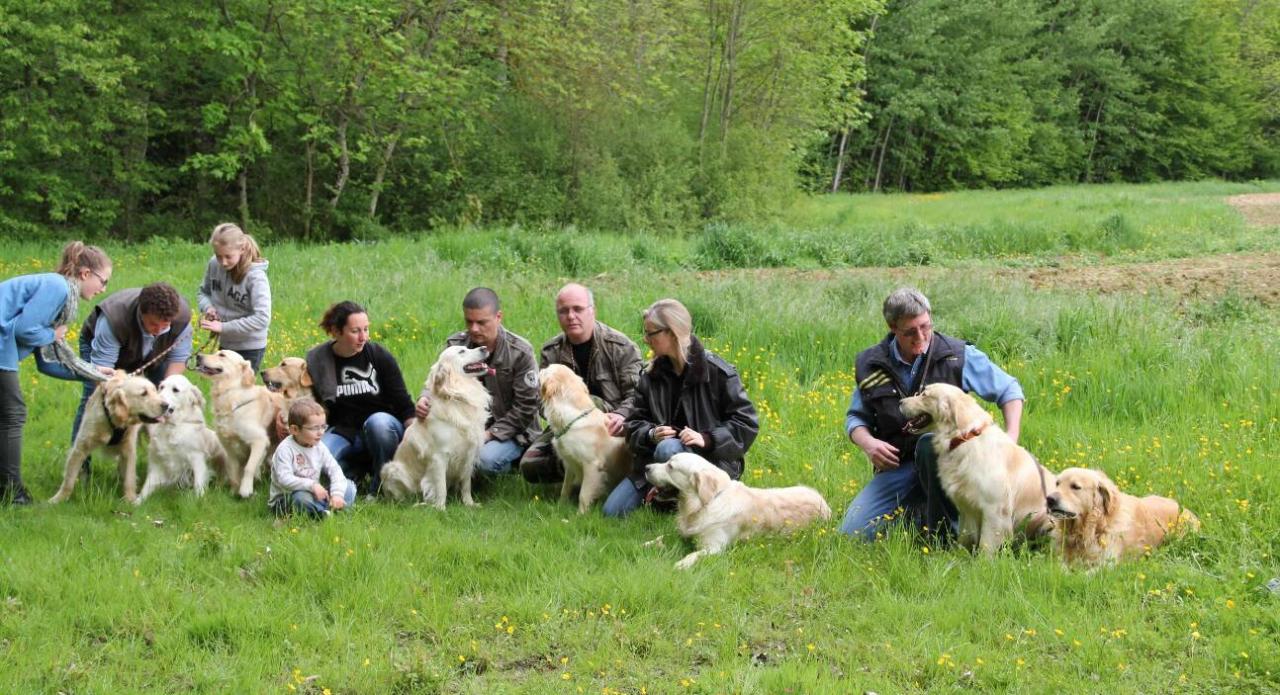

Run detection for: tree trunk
[[1084, 94, 1106, 183], [873, 114, 895, 193], [368, 130, 400, 219], [238, 168, 250, 227], [718, 0, 744, 153], [831, 128, 850, 193], [303, 138, 315, 239], [697, 0, 721, 165]]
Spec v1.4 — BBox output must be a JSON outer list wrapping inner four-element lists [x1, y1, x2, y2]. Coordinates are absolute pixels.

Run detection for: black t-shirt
[[570, 338, 603, 399], [328, 346, 413, 438]]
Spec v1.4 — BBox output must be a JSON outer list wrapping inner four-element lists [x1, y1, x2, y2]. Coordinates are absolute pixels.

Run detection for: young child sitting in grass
[[269, 398, 355, 518]]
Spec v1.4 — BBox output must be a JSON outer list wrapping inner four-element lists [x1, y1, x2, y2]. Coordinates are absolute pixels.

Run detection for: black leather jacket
[[623, 336, 759, 487]]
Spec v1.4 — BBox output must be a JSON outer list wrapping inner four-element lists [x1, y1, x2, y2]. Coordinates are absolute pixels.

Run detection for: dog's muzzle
[[902, 413, 932, 434], [1046, 496, 1076, 520]]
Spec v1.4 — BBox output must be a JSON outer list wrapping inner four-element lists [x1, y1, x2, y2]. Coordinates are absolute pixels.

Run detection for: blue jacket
[[0, 273, 70, 371]]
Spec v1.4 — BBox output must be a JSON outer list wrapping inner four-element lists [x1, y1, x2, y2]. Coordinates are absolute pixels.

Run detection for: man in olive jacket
[[519, 283, 644, 483], [415, 288, 539, 475]]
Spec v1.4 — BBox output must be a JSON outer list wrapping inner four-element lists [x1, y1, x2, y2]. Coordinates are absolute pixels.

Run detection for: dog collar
[[552, 408, 595, 440], [948, 423, 988, 451], [100, 387, 118, 430]]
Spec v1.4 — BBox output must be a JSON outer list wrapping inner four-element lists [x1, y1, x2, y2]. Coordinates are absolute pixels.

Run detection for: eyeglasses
[[90, 270, 109, 288], [299, 424, 327, 433], [643, 328, 668, 339], [894, 322, 933, 339], [556, 305, 593, 316]]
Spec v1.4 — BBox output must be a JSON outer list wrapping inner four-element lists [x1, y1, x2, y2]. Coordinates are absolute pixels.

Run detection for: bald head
[[556, 283, 596, 344]]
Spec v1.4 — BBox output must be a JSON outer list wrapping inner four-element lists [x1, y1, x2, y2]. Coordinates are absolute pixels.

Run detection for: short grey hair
[[882, 287, 931, 326]]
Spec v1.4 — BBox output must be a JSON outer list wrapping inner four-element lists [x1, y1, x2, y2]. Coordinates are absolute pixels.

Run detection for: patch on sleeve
[[858, 369, 890, 390], [523, 370, 539, 389]]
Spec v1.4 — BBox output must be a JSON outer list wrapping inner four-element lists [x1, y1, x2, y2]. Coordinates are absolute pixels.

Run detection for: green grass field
[[1, 181, 1278, 693]]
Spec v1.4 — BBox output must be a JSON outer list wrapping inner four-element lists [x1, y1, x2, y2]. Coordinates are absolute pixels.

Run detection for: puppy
[[538, 364, 631, 513], [195, 350, 284, 498], [900, 383, 1055, 555], [1048, 467, 1200, 567], [139, 374, 230, 503], [380, 345, 491, 509], [645, 452, 831, 570], [49, 371, 169, 504], [261, 356, 313, 405]]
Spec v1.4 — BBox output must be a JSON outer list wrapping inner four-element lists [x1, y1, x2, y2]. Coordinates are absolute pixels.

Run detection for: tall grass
[[0, 183, 1277, 692]]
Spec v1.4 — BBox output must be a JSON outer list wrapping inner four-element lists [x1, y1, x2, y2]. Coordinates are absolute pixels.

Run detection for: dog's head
[[1047, 467, 1118, 522], [899, 383, 992, 435], [157, 373, 205, 418], [645, 452, 730, 508], [538, 364, 591, 407], [261, 356, 312, 397], [101, 372, 169, 426], [196, 350, 257, 387], [427, 345, 491, 399]]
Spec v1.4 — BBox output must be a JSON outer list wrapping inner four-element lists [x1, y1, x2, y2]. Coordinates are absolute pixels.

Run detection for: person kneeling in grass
[[269, 398, 355, 518]]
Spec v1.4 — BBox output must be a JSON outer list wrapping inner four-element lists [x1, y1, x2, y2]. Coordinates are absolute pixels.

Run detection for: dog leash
[[185, 330, 221, 371], [551, 407, 595, 440]]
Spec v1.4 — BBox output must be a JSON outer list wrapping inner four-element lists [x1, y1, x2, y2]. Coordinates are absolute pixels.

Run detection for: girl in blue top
[[0, 242, 113, 504], [196, 223, 271, 372]]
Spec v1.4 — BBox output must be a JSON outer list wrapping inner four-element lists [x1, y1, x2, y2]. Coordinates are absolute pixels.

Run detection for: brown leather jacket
[[538, 321, 643, 419]]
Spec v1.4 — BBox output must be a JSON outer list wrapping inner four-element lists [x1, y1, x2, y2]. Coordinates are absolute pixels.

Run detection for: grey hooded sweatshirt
[[196, 258, 271, 350]]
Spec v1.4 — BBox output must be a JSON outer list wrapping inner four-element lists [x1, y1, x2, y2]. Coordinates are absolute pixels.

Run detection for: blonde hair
[[644, 298, 693, 371], [55, 241, 111, 279], [209, 222, 263, 284]]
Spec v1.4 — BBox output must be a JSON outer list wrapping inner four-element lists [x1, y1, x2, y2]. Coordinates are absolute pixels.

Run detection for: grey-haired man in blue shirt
[[839, 288, 1024, 541]]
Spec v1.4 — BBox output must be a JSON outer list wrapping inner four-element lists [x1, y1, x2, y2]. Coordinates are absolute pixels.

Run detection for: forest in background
[[2, 0, 1277, 241]]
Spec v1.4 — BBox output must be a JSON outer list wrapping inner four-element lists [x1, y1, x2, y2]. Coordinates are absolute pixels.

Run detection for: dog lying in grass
[[1048, 467, 1200, 567], [645, 452, 830, 569]]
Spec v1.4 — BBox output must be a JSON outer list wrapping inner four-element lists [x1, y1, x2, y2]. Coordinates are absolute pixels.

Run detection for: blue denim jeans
[[839, 433, 953, 540], [322, 412, 404, 495], [475, 438, 527, 476], [271, 479, 357, 518], [603, 438, 688, 518]]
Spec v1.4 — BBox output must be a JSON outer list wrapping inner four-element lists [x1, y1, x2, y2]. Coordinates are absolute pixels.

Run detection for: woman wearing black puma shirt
[[305, 301, 414, 496]]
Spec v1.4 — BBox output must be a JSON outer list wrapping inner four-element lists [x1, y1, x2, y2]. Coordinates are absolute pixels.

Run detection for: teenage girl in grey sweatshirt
[[196, 223, 272, 372]]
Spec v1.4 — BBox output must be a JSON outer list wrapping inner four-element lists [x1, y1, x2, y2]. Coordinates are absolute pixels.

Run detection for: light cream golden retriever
[[538, 364, 631, 514], [139, 374, 230, 503], [1048, 467, 1200, 567], [644, 452, 831, 570], [49, 371, 169, 504], [899, 383, 1055, 554], [380, 345, 491, 509], [195, 350, 284, 498], [260, 356, 312, 404]]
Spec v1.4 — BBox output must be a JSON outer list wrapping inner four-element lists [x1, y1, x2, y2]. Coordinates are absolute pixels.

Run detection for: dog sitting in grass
[[538, 364, 631, 514]]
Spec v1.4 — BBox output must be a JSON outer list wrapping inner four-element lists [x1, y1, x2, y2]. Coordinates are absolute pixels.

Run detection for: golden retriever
[[195, 350, 284, 498], [139, 374, 230, 503], [48, 371, 169, 504], [899, 383, 1055, 554], [380, 345, 491, 509], [538, 364, 631, 513], [1048, 467, 1200, 567], [644, 452, 831, 570], [260, 356, 313, 404]]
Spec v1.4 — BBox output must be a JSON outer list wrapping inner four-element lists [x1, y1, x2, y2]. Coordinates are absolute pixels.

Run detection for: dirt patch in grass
[[1227, 192, 1280, 228], [1022, 252, 1280, 307]]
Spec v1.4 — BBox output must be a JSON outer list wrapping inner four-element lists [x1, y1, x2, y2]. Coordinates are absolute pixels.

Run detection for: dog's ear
[[190, 385, 206, 409], [1096, 474, 1118, 517], [298, 363, 313, 389], [106, 385, 131, 426], [691, 468, 724, 507], [430, 363, 455, 399], [240, 361, 256, 388]]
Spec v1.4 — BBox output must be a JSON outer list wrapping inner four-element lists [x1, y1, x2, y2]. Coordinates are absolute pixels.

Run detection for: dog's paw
[[674, 554, 699, 570], [642, 535, 666, 549]]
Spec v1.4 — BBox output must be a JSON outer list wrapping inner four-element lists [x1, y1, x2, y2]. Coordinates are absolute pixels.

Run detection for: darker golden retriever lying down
[[1047, 467, 1200, 567], [645, 452, 831, 569]]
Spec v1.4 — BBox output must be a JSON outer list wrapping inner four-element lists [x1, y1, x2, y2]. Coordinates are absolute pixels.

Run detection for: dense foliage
[[1, 0, 1276, 239]]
